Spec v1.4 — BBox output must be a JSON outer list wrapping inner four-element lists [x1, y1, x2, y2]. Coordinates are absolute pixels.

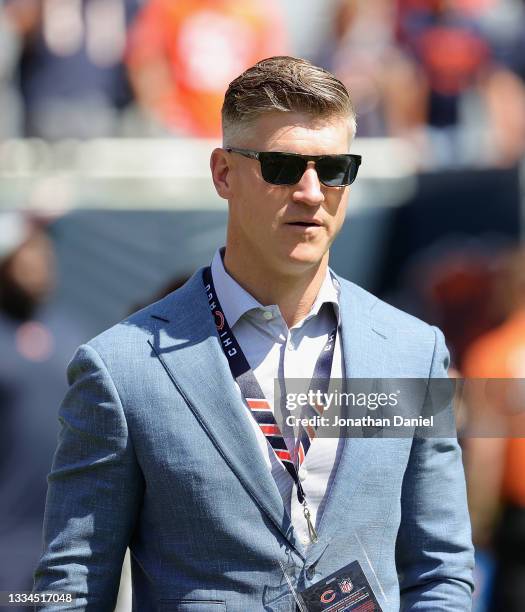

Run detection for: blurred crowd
[[1, 0, 525, 168], [321, 0, 525, 167], [0, 0, 287, 140], [1, 1, 525, 611], [0, 212, 86, 610], [389, 239, 525, 610]]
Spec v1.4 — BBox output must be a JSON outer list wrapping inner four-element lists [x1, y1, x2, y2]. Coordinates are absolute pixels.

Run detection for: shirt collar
[[309, 266, 341, 326], [210, 247, 341, 328], [211, 248, 262, 327]]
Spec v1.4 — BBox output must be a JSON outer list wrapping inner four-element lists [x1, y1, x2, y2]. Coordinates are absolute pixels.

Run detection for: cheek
[[238, 184, 285, 228], [327, 191, 349, 227], [230, 193, 271, 237]]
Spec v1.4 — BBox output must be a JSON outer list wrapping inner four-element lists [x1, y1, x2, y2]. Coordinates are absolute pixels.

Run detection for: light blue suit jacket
[[34, 269, 474, 611]]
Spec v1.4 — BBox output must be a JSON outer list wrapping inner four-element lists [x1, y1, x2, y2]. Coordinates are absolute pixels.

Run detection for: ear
[[210, 148, 232, 200]]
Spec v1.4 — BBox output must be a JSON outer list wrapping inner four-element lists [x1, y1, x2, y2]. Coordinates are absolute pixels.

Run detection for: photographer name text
[[285, 414, 434, 428]]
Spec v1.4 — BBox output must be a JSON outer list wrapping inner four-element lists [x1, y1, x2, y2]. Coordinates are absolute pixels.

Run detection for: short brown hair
[[222, 56, 356, 143]]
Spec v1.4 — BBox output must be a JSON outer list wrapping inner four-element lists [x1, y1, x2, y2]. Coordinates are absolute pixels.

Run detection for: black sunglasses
[[226, 147, 362, 187]]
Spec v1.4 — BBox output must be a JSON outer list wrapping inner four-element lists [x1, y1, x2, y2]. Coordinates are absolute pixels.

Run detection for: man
[[34, 57, 474, 611]]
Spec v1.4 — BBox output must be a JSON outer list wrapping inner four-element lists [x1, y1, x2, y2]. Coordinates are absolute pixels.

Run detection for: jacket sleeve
[[395, 326, 475, 611], [33, 343, 144, 611]]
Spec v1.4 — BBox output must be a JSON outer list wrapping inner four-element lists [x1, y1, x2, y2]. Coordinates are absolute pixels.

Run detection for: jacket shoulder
[[86, 268, 206, 358], [339, 277, 436, 338]]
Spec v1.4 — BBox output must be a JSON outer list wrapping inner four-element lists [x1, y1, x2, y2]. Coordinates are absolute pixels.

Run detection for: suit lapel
[[148, 270, 305, 558], [308, 278, 389, 559], [147, 270, 390, 560]]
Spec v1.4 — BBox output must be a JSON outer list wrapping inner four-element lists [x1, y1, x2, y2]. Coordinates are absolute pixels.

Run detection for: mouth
[[286, 220, 323, 228]]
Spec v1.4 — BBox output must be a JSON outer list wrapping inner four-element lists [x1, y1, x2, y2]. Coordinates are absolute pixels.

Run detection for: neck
[[223, 247, 328, 328]]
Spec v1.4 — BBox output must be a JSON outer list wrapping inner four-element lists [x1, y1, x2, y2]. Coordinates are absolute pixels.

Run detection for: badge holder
[[297, 559, 384, 611], [279, 531, 387, 612]]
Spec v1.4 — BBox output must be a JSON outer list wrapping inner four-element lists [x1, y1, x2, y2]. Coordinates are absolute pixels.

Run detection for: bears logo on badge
[[320, 589, 336, 603]]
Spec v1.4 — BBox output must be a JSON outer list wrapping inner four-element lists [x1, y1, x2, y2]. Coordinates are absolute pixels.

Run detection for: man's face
[[212, 111, 353, 277]]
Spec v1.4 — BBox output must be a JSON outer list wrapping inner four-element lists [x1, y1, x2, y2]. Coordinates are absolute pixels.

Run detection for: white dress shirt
[[211, 248, 345, 547]]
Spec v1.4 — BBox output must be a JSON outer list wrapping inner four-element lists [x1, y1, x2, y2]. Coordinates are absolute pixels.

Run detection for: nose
[[292, 162, 325, 206]]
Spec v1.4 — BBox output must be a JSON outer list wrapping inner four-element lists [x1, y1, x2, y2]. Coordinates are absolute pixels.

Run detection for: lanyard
[[203, 267, 337, 542]]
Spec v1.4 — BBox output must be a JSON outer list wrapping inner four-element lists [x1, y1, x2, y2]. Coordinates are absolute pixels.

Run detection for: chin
[[279, 244, 327, 271]]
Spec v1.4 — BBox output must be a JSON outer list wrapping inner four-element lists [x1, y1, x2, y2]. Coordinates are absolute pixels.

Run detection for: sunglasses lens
[[257, 152, 360, 187], [316, 155, 356, 186], [259, 153, 305, 185]]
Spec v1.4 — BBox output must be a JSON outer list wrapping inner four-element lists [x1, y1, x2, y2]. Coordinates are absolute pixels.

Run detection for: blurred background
[[1, 0, 525, 610]]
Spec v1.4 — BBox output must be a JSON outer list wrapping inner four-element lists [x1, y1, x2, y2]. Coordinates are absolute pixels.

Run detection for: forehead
[[242, 112, 352, 154]]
